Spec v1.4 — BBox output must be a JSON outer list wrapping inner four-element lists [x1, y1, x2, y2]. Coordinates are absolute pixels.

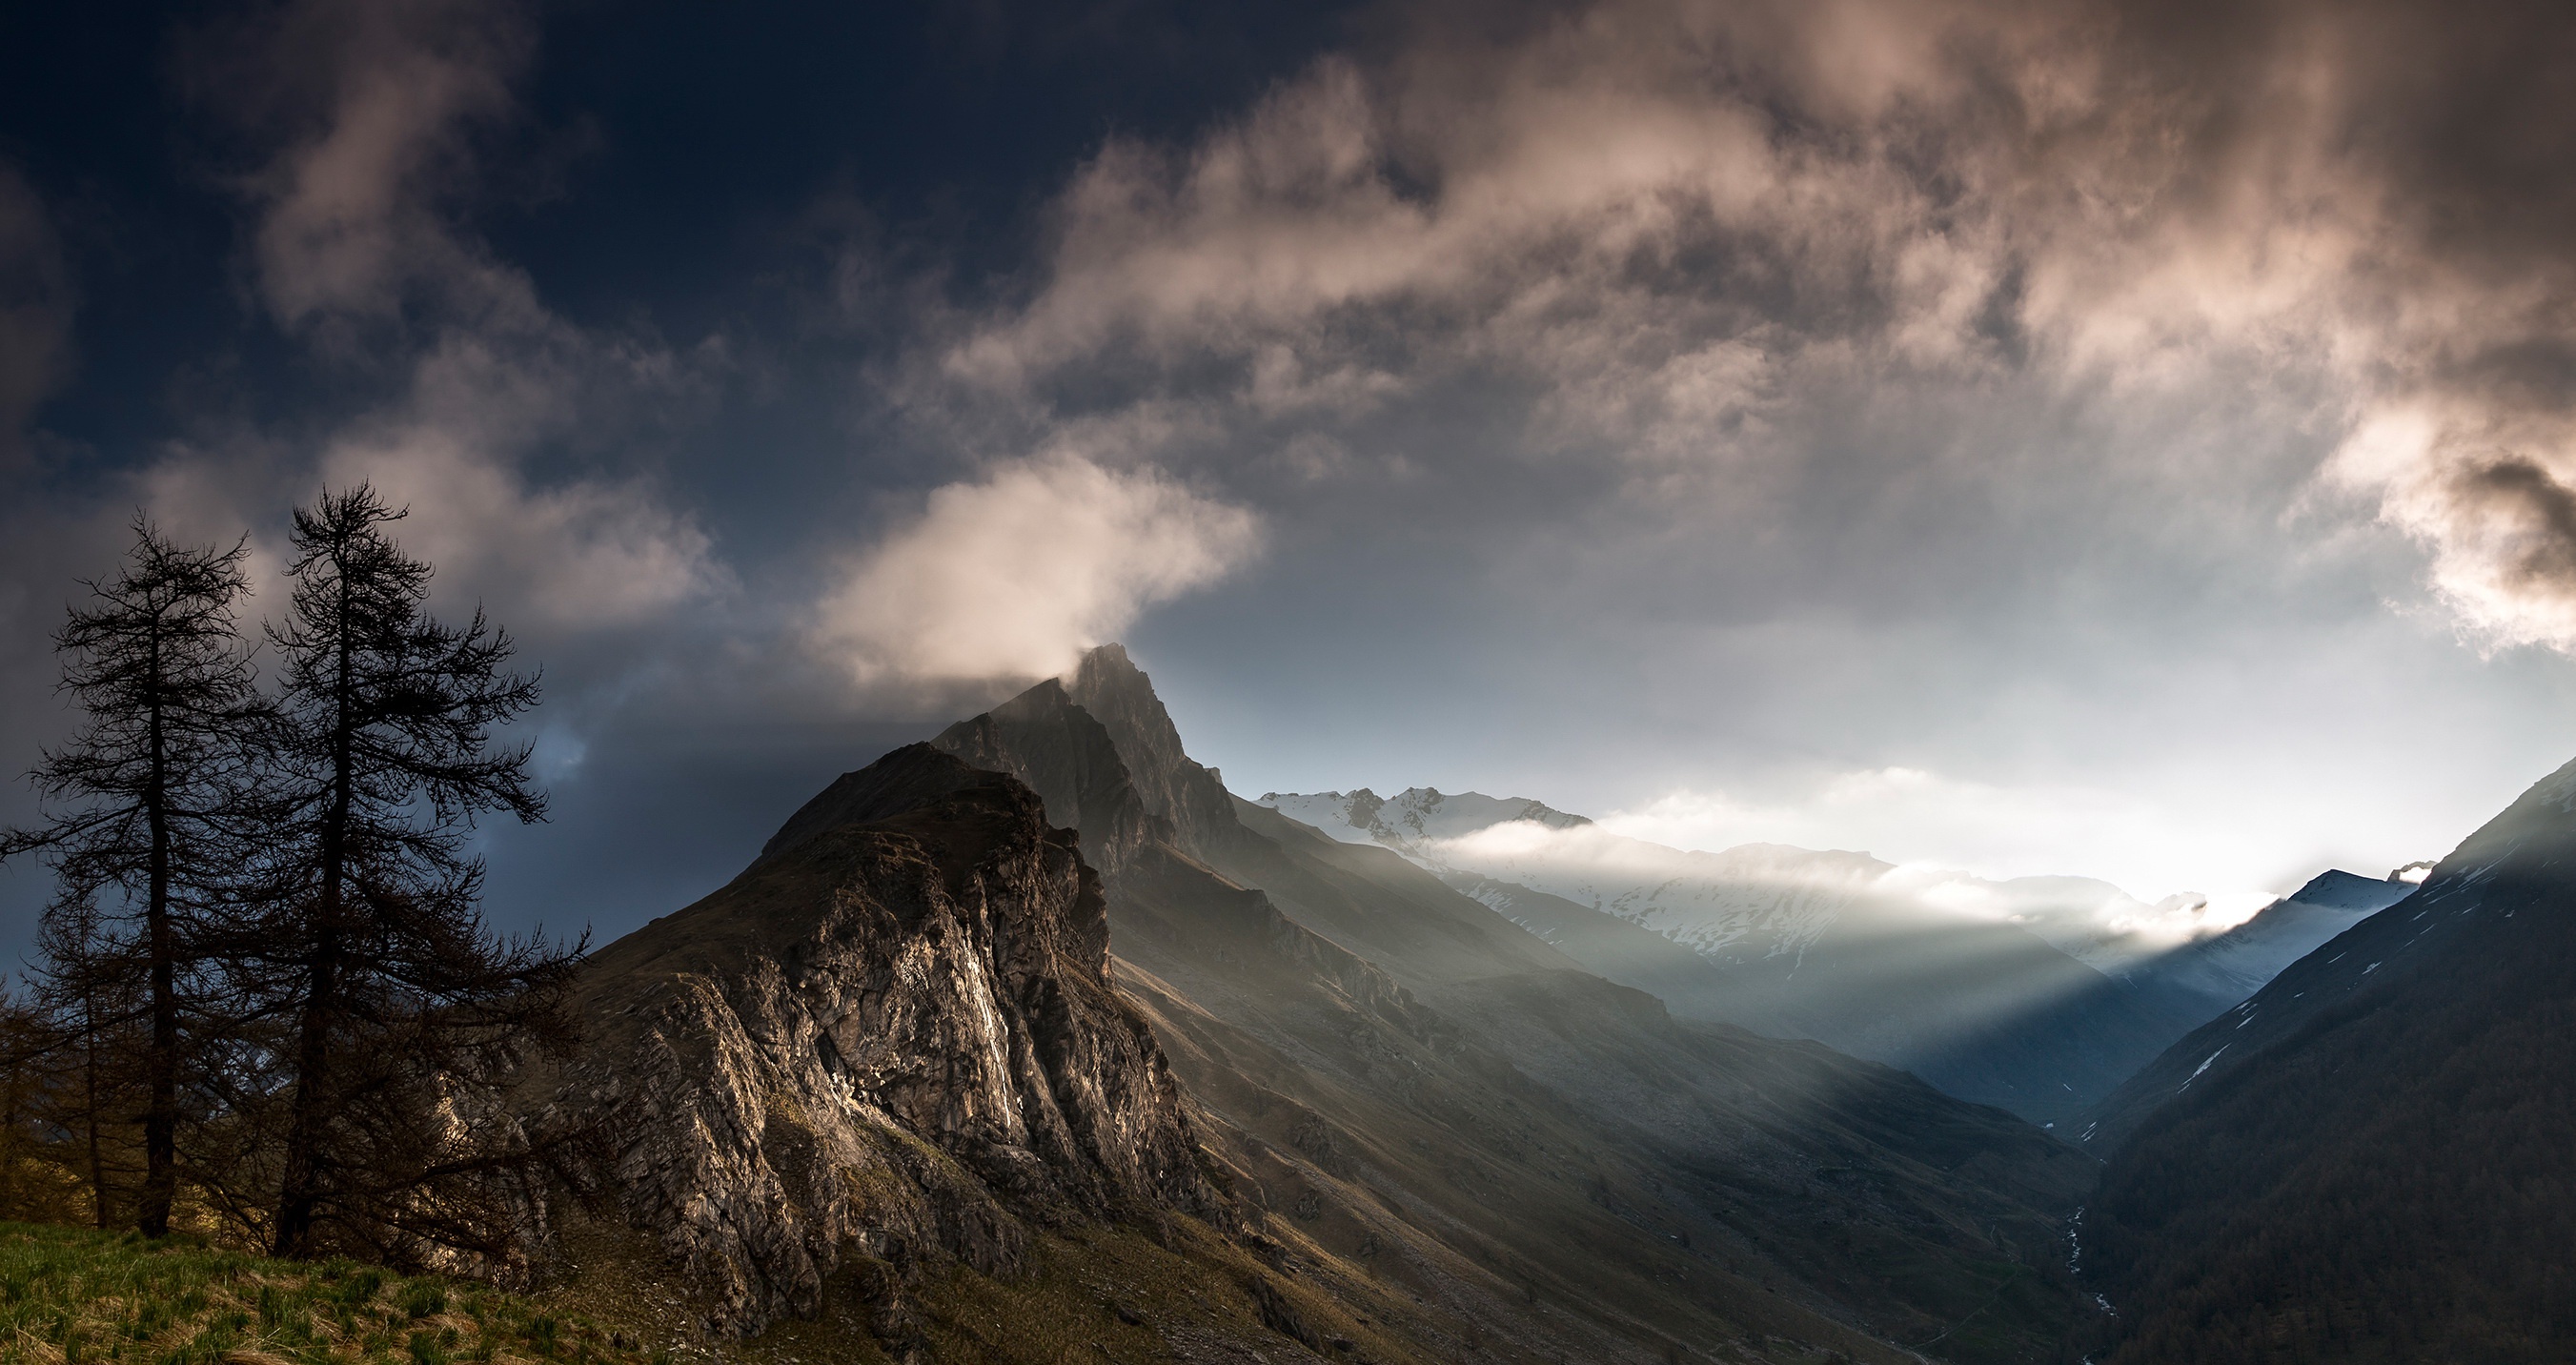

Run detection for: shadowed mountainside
[[2076, 756, 2576, 1363], [2115, 869, 2414, 1028]]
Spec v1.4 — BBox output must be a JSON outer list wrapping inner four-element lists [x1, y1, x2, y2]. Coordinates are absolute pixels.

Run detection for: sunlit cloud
[[813, 453, 1260, 683], [1594, 770, 2291, 915], [2332, 397, 2576, 652], [1430, 813, 2238, 966], [1271, 778, 2275, 973]]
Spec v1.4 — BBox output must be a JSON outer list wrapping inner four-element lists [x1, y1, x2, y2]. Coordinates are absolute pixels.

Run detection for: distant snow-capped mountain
[[1263, 786, 1589, 845]]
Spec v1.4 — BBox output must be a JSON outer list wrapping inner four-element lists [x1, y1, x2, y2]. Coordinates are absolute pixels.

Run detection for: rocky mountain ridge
[[531, 645, 2111, 1364], [930, 646, 2100, 1362], [542, 747, 1222, 1352]]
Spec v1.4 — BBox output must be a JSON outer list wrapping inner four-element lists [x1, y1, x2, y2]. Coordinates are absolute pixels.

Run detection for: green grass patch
[[0, 1224, 657, 1365]]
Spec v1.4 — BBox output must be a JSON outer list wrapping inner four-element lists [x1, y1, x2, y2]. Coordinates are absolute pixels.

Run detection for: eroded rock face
[[556, 746, 1219, 1338]]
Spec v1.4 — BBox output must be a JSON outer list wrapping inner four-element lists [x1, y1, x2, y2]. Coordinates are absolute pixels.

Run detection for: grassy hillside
[[0, 1223, 663, 1365]]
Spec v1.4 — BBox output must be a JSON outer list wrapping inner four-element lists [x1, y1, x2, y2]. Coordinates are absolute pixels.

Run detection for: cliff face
[[1063, 644, 1244, 860], [553, 745, 1219, 1344]]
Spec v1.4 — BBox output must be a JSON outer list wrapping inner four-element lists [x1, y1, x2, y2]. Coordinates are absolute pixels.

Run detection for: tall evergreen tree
[[255, 485, 580, 1262], [0, 521, 263, 1235]]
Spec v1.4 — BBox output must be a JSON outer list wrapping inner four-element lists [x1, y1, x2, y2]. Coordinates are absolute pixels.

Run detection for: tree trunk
[[274, 581, 354, 1258], [83, 998, 106, 1231], [271, 927, 336, 1256], [140, 628, 176, 1237]]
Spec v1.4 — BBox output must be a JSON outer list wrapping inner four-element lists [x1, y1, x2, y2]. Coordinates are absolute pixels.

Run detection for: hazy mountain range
[[1257, 787, 2412, 1125]]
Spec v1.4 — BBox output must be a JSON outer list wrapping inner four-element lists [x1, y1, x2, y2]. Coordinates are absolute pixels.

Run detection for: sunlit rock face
[[552, 745, 1219, 1339]]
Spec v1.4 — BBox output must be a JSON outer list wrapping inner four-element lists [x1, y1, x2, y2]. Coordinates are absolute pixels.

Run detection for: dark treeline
[[0, 486, 585, 1273]]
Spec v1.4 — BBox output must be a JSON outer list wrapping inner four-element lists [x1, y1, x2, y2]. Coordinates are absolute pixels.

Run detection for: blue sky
[[6, 0, 2576, 961]]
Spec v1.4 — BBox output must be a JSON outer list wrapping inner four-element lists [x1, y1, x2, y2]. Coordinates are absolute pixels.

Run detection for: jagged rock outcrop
[[550, 745, 1220, 1342], [933, 678, 1163, 875], [931, 669, 1454, 1051]]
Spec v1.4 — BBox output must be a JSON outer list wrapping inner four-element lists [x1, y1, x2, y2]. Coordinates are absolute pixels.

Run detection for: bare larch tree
[[254, 485, 582, 1263], [0, 521, 264, 1235]]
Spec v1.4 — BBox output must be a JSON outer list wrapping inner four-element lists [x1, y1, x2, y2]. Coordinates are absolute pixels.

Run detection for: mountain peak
[[1066, 644, 1189, 775], [2287, 866, 2416, 910], [931, 677, 1162, 874], [1062, 643, 1240, 857]]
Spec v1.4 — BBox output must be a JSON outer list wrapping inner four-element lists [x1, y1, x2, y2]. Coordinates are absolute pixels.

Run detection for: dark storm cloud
[[898, 0, 2576, 650], [2440, 456, 2576, 609], [0, 163, 72, 468]]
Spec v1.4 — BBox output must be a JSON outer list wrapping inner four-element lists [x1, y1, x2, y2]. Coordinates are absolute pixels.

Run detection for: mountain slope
[[2076, 757, 2576, 1363], [934, 645, 2102, 1363], [2115, 868, 2414, 1021], [1261, 790, 2205, 1124], [543, 744, 1572, 1365]]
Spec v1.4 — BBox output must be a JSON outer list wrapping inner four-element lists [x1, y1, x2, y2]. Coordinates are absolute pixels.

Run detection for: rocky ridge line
[[543, 746, 1224, 1348]]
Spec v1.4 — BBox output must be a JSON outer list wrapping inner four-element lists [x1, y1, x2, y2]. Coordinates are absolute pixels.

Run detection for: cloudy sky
[[5, 0, 2576, 956]]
